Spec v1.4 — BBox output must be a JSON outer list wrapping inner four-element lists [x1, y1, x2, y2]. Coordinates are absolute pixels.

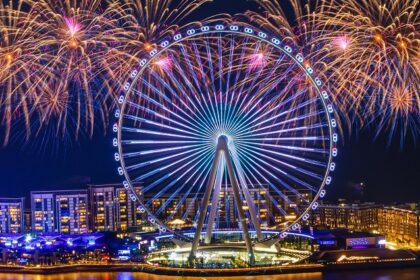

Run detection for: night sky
[[0, 0, 418, 204]]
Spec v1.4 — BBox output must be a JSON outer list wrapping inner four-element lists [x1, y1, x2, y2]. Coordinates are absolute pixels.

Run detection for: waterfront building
[[378, 205, 419, 248], [24, 209, 32, 233], [311, 202, 380, 232], [88, 185, 117, 232], [88, 183, 143, 232], [115, 186, 142, 232], [0, 197, 25, 233], [55, 190, 89, 234], [31, 190, 89, 234], [146, 186, 312, 230], [31, 192, 55, 233]]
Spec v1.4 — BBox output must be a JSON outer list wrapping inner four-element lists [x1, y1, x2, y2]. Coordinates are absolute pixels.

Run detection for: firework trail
[[310, 0, 419, 145], [0, 0, 212, 148], [246, 0, 347, 137], [24, 0, 119, 142], [0, 0, 52, 145], [104, 0, 213, 82]]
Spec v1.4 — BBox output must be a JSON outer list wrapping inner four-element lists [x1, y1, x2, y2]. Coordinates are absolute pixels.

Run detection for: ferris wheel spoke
[[244, 99, 325, 132], [140, 148, 213, 196], [235, 163, 278, 225], [243, 108, 325, 137], [121, 126, 204, 140], [133, 146, 213, 185], [236, 142, 325, 181], [126, 100, 211, 138], [149, 152, 214, 216], [243, 142, 328, 154], [246, 122, 328, 138], [206, 36, 222, 129], [133, 80, 213, 133], [168, 158, 213, 222], [243, 136, 329, 142], [238, 144, 321, 190], [178, 45, 220, 129], [238, 82, 309, 131], [236, 158, 279, 226], [237, 146, 315, 198], [224, 36, 251, 130], [191, 42, 220, 129], [123, 143, 208, 158], [125, 146, 209, 172], [181, 163, 213, 221], [238, 156, 290, 217], [170, 50, 220, 130], [130, 89, 205, 133], [236, 141, 328, 168], [242, 54, 288, 107], [230, 87, 305, 136], [238, 96, 320, 138], [121, 140, 204, 145], [144, 72, 215, 133], [158, 67, 218, 133], [124, 114, 207, 137]]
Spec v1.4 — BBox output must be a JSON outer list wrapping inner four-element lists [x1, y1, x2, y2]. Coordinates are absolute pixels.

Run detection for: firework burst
[[0, 0, 54, 145], [311, 0, 419, 145], [104, 0, 213, 76], [14, 0, 119, 143]]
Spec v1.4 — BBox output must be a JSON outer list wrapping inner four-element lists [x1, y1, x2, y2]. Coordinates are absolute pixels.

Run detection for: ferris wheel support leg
[[205, 156, 224, 244], [231, 152, 263, 241], [188, 150, 222, 264], [223, 149, 255, 265]]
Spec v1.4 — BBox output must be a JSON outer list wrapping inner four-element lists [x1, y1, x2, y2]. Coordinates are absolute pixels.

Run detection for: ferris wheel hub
[[216, 134, 230, 147]]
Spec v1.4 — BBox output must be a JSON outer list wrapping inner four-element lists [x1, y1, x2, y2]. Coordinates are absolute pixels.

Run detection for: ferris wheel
[[113, 21, 338, 263]]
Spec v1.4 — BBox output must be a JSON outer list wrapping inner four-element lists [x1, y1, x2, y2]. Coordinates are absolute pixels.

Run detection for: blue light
[[116, 23, 337, 240]]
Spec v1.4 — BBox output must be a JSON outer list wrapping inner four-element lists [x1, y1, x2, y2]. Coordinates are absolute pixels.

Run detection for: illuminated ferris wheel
[[113, 21, 338, 263]]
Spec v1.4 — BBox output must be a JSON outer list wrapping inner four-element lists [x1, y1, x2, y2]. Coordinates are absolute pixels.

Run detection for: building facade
[[55, 191, 89, 234], [115, 186, 143, 232], [31, 192, 55, 233], [31, 190, 89, 234], [378, 206, 419, 248], [311, 202, 380, 232], [0, 198, 25, 233], [88, 185, 116, 232], [88, 184, 143, 232]]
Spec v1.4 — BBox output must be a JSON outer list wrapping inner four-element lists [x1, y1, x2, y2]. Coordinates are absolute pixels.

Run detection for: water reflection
[[0, 272, 323, 280], [0, 269, 419, 280]]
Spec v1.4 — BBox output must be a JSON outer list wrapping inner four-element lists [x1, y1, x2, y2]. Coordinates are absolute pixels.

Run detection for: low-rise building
[[88, 184, 143, 232], [0, 198, 25, 233], [31, 190, 89, 234], [378, 205, 419, 248], [311, 202, 380, 232]]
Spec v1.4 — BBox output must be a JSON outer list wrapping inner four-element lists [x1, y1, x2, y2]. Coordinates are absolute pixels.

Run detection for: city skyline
[[0, 0, 418, 276], [0, 0, 418, 204]]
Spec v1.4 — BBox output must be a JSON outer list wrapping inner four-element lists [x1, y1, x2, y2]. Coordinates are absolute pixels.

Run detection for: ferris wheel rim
[[113, 21, 338, 243]]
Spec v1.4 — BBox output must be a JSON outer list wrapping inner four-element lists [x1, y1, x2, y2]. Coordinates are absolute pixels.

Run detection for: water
[[0, 268, 419, 280]]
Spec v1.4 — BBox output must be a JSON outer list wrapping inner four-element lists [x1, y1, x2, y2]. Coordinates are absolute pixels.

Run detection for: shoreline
[[0, 260, 419, 276]]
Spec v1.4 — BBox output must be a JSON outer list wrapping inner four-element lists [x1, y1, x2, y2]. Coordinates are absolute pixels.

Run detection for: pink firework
[[248, 52, 266, 69], [333, 35, 350, 50], [154, 57, 172, 71], [64, 17, 82, 37]]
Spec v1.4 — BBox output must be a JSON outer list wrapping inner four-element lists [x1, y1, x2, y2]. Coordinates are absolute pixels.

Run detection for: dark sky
[[0, 0, 418, 204]]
